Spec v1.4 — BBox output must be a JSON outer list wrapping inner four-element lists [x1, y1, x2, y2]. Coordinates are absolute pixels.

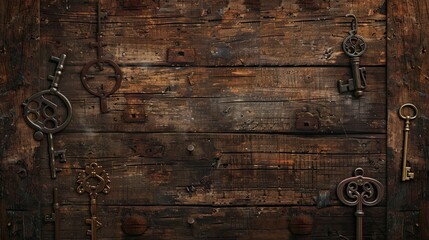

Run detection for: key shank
[[402, 118, 414, 181]]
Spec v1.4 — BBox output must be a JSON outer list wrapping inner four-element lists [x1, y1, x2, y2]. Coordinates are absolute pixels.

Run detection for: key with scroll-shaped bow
[[337, 168, 384, 240], [77, 163, 111, 240], [22, 54, 72, 179], [338, 14, 367, 97]]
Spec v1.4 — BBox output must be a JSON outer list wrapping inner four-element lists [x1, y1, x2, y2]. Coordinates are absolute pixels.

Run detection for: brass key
[[399, 103, 418, 181], [77, 163, 110, 240]]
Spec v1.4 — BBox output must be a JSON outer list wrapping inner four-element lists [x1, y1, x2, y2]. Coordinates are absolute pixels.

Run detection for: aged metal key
[[338, 14, 367, 97], [337, 168, 384, 240], [22, 54, 72, 179], [77, 163, 111, 240], [80, 0, 122, 113], [399, 103, 418, 181], [45, 187, 60, 240]]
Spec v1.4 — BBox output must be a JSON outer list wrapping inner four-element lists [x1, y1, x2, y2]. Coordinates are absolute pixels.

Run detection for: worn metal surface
[[22, 54, 72, 179], [337, 14, 367, 97], [337, 168, 384, 240]]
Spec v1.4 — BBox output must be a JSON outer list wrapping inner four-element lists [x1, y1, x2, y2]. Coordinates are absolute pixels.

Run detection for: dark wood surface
[[387, 0, 429, 239], [2, 0, 415, 239]]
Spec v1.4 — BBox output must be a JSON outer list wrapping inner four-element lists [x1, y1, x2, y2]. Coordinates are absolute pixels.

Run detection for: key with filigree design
[[77, 163, 111, 240], [338, 14, 367, 97], [337, 168, 384, 240]]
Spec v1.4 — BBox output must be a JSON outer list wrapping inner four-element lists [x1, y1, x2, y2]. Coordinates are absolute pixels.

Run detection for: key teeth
[[55, 150, 67, 163]]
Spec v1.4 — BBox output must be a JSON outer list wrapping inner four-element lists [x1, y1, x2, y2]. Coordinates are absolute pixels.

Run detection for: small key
[[45, 187, 60, 240], [337, 14, 367, 97], [399, 103, 418, 181]]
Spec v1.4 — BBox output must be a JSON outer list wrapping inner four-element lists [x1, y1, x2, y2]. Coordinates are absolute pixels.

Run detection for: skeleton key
[[22, 54, 72, 179], [45, 187, 60, 240], [77, 163, 111, 240], [338, 14, 367, 97], [337, 168, 384, 240], [80, 0, 122, 113], [399, 103, 418, 181]]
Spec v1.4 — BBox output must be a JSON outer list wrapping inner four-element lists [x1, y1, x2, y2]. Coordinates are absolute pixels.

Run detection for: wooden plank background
[[387, 0, 429, 239], [1, 0, 391, 239]]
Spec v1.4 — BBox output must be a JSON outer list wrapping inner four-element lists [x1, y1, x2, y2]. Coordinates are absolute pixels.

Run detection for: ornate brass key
[[399, 103, 418, 181], [77, 163, 111, 240], [337, 14, 367, 97], [337, 168, 384, 240]]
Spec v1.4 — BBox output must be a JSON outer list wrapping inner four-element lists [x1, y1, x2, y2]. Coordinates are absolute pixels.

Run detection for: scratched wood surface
[[0, 0, 393, 239], [0, 0, 42, 239], [387, 0, 429, 239]]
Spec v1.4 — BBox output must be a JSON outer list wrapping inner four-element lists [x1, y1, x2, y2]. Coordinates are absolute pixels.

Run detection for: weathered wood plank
[[54, 66, 386, 133], [0, 0, 41, 239], [40, 0, 386, 66], [40, 205, 385, 240], [36, 133, 386, 206], [387, 0, 429, 239]]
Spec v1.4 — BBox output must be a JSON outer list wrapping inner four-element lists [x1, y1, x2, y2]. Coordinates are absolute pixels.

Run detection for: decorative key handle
[[337, 14, 367, 97], [81, 0, 122, 113], [399, 103, 418, 181], [337, 168, 384, 240], [22, 54, 72, 179], [77, 162, 111, 240]]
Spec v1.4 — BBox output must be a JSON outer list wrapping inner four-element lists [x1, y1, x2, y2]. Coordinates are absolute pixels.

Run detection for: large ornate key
[[337, 168, 384, 240], [80, 0, 122, 113], [77, 163, 111, 240], [338, 14, 367, 97], [22, 54, 72, 179], [399, 103, 418, 181]]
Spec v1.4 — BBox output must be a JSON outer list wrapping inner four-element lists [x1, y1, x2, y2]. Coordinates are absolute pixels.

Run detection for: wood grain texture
[[39, 132, 386, 204], [55, 66, 386, 133], [40, 0, 386, 66], [0, 0, 41, 239], [0, 0, 391, 239], [387, 0, 429, 239], [40, 205, 386, 240]]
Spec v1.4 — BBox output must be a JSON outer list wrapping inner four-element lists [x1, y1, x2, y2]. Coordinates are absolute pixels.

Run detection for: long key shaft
[[399, 103, 418, 181]]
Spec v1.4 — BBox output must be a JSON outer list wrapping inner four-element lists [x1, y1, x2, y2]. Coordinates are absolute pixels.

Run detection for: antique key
[[399, 103, 418, 181], [77, 163, 111, 240], [45, 187, 60, 240], [338, 14, 367, 97], [22, 54, 72, 179], [80, 0, 122, 113], [337, 168, 384, 240]]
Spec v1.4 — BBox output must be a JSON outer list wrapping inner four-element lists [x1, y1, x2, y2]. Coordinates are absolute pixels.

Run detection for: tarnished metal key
[[337, 14, 367, 97], [45, 187, 60, 240], [77, 163, 110, 240], [22, 54, 72, 179], [337, 168, 384, 240], [399, 103, 418, 181], [80, 0, 122, 113]]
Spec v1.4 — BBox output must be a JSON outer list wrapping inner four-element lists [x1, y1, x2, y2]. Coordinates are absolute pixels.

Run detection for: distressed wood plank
[[0, 0, 41, 239], [40, 205, 385, 240], [36, 133, 385, 206], [387, 0, 429, 239], [54, 66, 386, 133], [40, 0, 386, 66]]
